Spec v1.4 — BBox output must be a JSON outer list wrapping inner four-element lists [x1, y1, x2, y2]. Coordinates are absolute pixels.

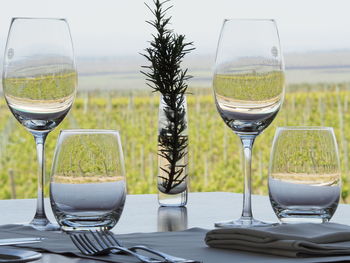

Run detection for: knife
[[0, 238, 44, 246]]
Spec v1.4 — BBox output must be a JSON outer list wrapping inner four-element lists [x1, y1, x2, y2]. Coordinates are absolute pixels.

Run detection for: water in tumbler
[[269, 174, 340, 223], [51, 177, 126, 230]]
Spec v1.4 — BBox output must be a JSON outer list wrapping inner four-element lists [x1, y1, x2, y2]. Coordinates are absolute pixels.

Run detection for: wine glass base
[[29, 222, 60, 231], [28, 218, 60, 231], [215, 217, 277, 228]]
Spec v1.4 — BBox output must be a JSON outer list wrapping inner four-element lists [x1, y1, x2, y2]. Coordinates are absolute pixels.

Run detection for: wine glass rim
[[11, 17, 67, 22], [223, 18, 276, 22], [59, 129, 120, 134], [277, 126, 334, 131]]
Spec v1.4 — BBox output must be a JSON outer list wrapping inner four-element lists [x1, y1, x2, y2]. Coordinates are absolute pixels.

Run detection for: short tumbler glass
[[269, 127, 341, 223], [50, 130, 126, 231]]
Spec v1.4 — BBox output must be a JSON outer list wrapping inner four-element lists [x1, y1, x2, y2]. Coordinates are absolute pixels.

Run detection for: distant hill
[[75, 50, 350, 91], [1, 50, 350, 91]]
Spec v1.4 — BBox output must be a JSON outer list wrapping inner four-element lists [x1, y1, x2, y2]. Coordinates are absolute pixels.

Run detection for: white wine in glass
[[2, 18, 77, 230], [213, 19, 285, 227]]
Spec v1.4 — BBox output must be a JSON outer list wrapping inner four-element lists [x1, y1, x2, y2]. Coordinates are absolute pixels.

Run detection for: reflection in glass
[[269, 127, 341, 223], [50, 130, 126, 231], [158, 207, 188, 232]]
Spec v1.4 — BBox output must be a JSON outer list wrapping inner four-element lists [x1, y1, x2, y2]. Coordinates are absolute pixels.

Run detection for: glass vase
[[157, 94, 188, 206]]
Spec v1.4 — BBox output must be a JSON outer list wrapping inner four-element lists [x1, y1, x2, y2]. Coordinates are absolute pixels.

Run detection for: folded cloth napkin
[[205, 223, 350, 258]]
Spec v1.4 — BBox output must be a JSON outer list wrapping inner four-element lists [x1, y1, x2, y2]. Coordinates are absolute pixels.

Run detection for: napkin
[[205, 223, 350, 258]]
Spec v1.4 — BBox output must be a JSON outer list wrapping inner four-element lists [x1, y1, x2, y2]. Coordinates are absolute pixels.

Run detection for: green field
[[1, 83, 350, 202]]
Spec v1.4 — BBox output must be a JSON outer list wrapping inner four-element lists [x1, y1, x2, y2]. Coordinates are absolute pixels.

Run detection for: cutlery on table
[[0, 238, 44, 246], [70, 233, 163, 263], [0, 247, 42, 262], [90, 230, 201, 263]]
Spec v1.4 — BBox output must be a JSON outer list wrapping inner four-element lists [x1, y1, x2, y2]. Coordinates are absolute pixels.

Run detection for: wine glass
[[269, 127, 340, 223], [50, 130, 127, 231], [2, 18, 77, 230], [213, 19, 285, 227]]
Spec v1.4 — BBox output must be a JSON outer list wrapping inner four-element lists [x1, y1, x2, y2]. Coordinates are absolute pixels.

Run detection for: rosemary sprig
[[141, 0, 194, 194]]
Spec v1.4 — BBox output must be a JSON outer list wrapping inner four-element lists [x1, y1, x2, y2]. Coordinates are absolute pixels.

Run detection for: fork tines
[[70, 232, 100, 256], [90, 229, 121, 247]]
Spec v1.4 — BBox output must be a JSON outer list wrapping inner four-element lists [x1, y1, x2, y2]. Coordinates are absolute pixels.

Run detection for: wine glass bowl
[[2, 18, 77, 230], [213, 19, 285, 227], [214, 70, 284, 134], [213, 19, 284, 136], [3, 18, 76, 133]]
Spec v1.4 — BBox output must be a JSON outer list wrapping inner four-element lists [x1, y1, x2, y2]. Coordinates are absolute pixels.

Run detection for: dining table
[[2, 192, 350, 263]]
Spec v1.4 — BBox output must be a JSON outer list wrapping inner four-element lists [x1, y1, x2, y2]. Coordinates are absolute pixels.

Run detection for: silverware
[[91, 230, 201, 263], [0, 238, 44, 246], [0, 247, 42, 262], [70, 232, 163, 263]]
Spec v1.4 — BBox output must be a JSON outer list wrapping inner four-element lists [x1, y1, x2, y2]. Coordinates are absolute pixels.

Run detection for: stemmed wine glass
[[213, 19, 285, 227], [2, 18, 77, 230]]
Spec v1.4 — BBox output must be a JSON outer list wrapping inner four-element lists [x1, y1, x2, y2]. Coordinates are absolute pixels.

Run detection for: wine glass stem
[[240, 135, 256, 219], [30, 132, 50, 226]]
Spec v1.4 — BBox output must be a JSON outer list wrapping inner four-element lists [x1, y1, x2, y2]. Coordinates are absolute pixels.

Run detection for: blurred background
[[1, 0, 350, 201]]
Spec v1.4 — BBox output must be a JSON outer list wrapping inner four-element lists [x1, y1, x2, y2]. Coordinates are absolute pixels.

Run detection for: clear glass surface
[[158, 191, 188, 207], [269, 127, 341, 223], [2, 18, 77, 230], [213, 19, 285, 227], [158, 95, 188, 206], [50, 130, 127, 231]]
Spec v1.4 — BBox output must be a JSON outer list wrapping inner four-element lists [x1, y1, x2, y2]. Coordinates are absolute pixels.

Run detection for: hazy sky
[[0, 0, 350, 58]]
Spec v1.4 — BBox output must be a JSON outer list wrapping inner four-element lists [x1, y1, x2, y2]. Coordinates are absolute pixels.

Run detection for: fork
[[69, 232, 163, 263], [90, 230, 201, 263]]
